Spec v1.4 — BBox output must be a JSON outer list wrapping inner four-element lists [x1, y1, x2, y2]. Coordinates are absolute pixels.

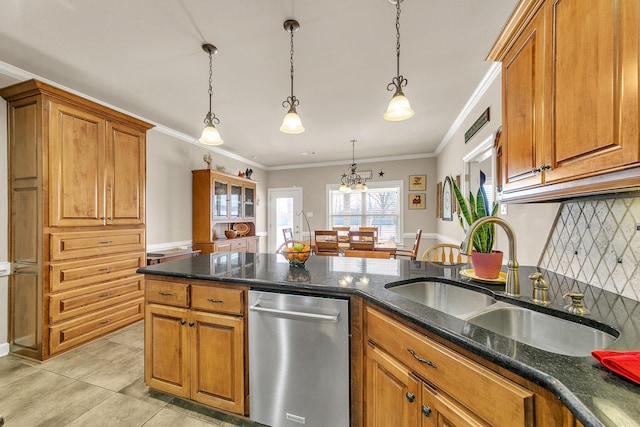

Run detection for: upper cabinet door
[[212, 178, 229, 220], [229, 183, 243, 220], [501, 7, 547, 195], [49, 101, 106, 227], [106, 121, 146, 225], [544, 0, 640, 183]]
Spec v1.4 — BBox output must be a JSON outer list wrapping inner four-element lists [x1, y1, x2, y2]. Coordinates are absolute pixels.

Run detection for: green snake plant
[[451, 173, 499, 253]]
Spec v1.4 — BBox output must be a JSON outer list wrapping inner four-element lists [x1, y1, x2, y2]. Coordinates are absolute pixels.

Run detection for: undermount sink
[[462, 303, 618, 357], [387, 281, 497, 317]]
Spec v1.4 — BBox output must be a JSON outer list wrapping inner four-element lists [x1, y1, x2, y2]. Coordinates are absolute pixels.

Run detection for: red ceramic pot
[[471, 250, 504, 279]]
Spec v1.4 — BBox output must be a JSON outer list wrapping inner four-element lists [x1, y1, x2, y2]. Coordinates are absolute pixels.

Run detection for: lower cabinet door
[[190, 310, 245, 414], [144, 304, 190, 397], [366, 343, 421, 427], [421, 383, 488, 427]]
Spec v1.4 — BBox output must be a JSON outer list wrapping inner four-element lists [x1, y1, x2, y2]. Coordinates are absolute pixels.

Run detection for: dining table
[[309, 239, 396, 256]]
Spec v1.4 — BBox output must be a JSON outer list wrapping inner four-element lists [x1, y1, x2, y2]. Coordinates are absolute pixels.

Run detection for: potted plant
[[450, 172, 502, 279]]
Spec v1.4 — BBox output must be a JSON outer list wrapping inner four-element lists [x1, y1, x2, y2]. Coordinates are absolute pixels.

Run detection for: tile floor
[[0, 321, 264, 427]]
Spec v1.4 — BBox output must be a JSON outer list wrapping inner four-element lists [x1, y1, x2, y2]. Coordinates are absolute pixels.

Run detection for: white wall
[[145, 129, 268, 251], [435, 72, 559, 266]]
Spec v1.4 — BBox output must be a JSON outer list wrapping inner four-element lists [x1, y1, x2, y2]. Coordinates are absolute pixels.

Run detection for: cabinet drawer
[[50, 229, 145, 261], [191, 285, 244, 315], [49, 297, 144, 355], [366, 307, 533, 427], [50, 252, 145, 292], [146, 279, 189, 307], [230, 240, 246, 251], [49, 276, 144, 323]]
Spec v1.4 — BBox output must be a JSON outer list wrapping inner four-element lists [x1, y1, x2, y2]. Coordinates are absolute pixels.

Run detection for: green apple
[[293, 243, 304, 252]]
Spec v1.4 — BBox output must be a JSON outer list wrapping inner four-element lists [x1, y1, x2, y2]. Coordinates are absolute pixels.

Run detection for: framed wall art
[[409, 193, 426, 210], [442, 177, 453, 221], [436, 182, 442, 218], [409, 175, 426, 191]]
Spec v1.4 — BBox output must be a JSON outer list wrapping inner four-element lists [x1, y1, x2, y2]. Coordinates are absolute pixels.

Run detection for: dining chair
[[394, 229, 422, 261], [359, 227, 379, 242], [344, 250, 390, 259], [348, 231, 375, 251], [421, 243, 468, 265], [314, 230, 340, 256], [332, 226, 350, 242], [282, 227, 294, 243]]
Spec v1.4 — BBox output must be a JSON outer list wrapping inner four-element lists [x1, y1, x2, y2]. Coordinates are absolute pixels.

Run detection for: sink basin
[[463, 303, 618, 357], [387, 281, 497, 317]]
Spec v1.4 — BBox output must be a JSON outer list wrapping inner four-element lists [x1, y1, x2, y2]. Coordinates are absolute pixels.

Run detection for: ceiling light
[[384, 0, 414, 122], [199, 43, 224, 146], [280, 19, 305, 134], [339, 140, 369, 193]]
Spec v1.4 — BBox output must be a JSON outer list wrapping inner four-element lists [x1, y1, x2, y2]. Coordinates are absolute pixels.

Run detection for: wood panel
[[50, 229, 145, 261], [107, 121, 146, 225], [191, 285, 244, 315], [48, 101, 106, 227], [190, 311, 245, 413], [145, 279, 190, 307]]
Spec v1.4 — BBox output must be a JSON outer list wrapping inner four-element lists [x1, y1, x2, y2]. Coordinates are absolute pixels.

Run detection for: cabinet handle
[[99, 267, 111, 272], [98, 292, 112, 298], [98, 241, 113, 244], [158, 291, 173, 296], [407, 348, 437, 369], [180, 319, 186, 325], [99, 319, 111, 325], [421, 405, 432, 417], [107, 217, 113, 221], [99, 217, 105, 220], [532, 164, 551, 174], [406, 392, 415, 403], [207, 298, 224, 303], [189, 321, 195, 327]]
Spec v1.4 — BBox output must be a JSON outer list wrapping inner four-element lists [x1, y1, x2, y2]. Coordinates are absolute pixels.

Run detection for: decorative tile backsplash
[[539, 195, 640, 302]]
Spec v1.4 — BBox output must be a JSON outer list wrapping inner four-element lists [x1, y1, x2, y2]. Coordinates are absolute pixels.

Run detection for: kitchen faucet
[[460, 217, 520, 297]]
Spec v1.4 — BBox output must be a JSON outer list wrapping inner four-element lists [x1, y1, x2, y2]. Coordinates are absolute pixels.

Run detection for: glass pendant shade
[[280, 106, 305, 134], [339, 183, 352, 193], [356, 182, 368, 192], [383, 91, 414, 122], [199, 121, 224, 145]]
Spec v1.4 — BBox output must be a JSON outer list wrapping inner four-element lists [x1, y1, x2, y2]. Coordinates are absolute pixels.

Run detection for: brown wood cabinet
[[144, 277, 248, 415], [192, 169, 258, 255], [365, 306, 534, 426], [489, 0, 640, 202], [0, 79, 152, 360]]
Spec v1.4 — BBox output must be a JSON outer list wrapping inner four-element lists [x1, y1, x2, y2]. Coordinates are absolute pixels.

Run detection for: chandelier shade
[[199, 43, 224, 145]]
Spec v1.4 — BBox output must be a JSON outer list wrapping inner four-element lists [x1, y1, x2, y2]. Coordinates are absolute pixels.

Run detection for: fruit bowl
[[277, 240, 311, 266], [224, 230, 237, 239]]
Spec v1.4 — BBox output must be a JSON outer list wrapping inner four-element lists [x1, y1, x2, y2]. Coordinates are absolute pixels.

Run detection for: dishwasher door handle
[[249, 303, 339, 322]]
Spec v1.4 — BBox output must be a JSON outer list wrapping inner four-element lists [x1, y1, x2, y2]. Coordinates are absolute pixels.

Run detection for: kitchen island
[[139, 252, 640, 427]]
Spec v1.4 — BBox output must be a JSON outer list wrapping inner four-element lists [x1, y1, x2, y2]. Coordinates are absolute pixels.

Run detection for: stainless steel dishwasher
[[248, 290, 350, 427]]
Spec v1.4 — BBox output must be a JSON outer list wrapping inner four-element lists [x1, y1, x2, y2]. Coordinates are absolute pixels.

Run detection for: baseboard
[[0, 342, 9, 357]]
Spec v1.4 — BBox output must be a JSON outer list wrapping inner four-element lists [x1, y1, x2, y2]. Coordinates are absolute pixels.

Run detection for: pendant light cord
[[289, 24, 295, 97], [395, 1, 401, 78], [208, 50, 213, 116]]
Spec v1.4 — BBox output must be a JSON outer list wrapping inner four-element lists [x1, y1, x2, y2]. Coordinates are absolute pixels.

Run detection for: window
[[327, 181, 403, 242]]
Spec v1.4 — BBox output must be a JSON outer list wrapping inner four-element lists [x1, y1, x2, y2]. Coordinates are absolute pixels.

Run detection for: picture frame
[[442, 177, 453, 221], [409, 175, 426, 191], [409, 193, 426, 210]]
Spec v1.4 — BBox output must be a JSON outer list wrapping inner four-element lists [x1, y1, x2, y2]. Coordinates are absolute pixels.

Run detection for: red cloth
[[592, 351, 640, 385]]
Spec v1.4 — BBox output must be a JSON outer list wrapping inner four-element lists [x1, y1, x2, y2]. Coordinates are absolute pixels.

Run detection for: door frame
[[267, 187, 303, 253]]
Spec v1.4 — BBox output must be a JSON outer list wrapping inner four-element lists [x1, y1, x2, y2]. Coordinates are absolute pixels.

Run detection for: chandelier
[[339, 140, 369, 193]]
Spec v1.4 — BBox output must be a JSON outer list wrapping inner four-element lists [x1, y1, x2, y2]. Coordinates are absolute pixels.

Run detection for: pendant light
[[280, 19, 305, 134], [384, 0, 414, 122], [199, 43, 224, 145]]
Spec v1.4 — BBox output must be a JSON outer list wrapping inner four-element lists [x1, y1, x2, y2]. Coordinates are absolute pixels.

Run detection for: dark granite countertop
[[138, 252, 640, 427]]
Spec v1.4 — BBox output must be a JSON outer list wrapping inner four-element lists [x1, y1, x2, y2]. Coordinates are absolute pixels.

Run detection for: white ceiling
[[0, 0, 517, 169]]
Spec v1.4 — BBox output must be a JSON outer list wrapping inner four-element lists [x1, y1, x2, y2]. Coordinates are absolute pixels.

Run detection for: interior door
[[267, 187, 303, 253]]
